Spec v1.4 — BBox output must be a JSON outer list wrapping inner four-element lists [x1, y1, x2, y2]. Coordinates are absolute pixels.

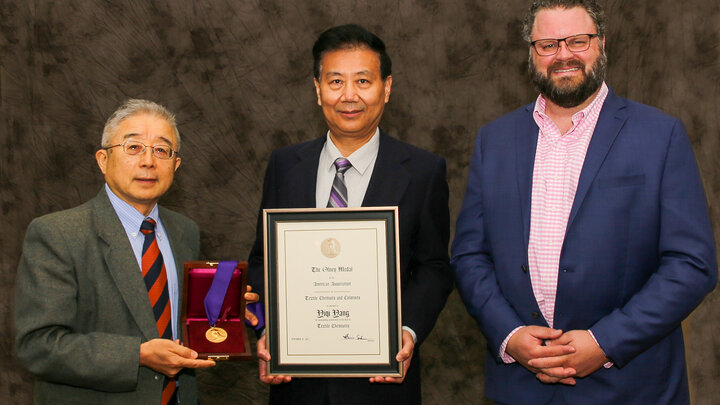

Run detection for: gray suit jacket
[[15, 189, 200, 405]]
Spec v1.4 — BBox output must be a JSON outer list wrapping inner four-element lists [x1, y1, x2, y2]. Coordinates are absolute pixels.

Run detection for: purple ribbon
[[204, 261, 237, 326]]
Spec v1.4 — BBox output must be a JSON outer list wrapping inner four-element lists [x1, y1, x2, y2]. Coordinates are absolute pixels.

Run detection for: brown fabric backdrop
[[1, 1, 718, 404]]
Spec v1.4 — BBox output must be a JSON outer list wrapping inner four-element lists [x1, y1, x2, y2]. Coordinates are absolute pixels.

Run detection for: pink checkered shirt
[[499, 82, 609, 362], [529, 83, 608, 328]]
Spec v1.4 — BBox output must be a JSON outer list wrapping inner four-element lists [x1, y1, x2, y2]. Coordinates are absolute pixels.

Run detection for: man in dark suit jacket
[[15, 99, 216, 405], [451, 2, 717, 404], [248, 24, 453, 405]]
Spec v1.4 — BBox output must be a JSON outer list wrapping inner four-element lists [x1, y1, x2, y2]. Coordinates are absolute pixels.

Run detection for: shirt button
[[154, 375, 161, 380], [532, 311, 540, 319]]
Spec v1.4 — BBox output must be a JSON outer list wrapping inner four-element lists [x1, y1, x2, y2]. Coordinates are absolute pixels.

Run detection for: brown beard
[[530, 49, 607, 108]]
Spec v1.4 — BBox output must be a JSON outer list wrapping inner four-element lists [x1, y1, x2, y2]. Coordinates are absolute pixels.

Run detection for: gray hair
[[522, 0, 607, 42], [101, 99, 181, 151]]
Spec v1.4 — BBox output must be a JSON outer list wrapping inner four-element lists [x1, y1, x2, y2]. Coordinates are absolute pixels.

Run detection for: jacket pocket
[[598, 174, 645, 189]]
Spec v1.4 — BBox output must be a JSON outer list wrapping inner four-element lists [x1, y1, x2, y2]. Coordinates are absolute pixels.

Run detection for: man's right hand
[[505, 326, 577, 385], [139, 339, 216, 377], [257, 334, 292, 385]]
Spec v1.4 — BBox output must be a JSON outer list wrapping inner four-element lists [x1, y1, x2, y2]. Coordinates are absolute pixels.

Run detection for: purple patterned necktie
[[327, 157, 352, 208]]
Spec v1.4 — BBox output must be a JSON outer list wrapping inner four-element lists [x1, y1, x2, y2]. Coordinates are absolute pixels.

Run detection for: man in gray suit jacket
[[14, 99, 216, 405]]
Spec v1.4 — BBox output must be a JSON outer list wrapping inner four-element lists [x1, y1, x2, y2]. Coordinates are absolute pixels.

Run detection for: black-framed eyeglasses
[[104, 140, 178, 159], [530, 34, 599, 56]]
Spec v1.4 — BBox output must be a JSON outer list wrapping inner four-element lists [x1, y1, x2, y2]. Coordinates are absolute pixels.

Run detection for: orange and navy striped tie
[[140, 218, 177, 405]]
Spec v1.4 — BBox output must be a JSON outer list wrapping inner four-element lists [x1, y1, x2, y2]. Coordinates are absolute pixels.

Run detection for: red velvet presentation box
[[182, 261, 251, 360]]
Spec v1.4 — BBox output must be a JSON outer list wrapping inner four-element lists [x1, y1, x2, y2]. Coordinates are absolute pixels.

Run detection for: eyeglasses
[[530, 34, 598, 56], [105, 140, 178, 159]]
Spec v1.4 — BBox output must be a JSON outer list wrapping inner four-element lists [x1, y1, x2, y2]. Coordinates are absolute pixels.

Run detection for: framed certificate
[[264, 207, 402, 377]]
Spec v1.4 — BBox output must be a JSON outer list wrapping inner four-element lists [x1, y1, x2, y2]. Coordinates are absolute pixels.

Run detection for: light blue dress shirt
[[105, 184, 180, 340]]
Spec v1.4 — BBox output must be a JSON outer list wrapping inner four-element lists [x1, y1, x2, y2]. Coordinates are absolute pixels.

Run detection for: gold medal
[[205, 326, 228, 343]]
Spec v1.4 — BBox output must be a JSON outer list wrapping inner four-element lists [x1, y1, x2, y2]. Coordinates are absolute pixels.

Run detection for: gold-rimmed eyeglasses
[[530, 34, 599, 56], [104, 140, 178, 159]]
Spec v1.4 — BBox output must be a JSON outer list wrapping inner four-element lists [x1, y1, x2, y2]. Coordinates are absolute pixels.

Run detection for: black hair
[[312, 24, 392, 80]]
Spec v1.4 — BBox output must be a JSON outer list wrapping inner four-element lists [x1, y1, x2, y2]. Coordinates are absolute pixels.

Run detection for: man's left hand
[[369, 330, 414, 384], [529, 330, 608, 383], [244, 285, 260, 326]]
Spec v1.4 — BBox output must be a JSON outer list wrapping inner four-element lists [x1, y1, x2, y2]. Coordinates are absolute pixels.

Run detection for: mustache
[[548, 59, 585, 74]]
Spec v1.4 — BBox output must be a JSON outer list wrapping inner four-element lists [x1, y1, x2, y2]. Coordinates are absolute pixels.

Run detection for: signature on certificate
[[342, 333, 374, 342]]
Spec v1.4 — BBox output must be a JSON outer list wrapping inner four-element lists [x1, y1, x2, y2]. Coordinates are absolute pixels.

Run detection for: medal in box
[[182, 261, 252, 360]]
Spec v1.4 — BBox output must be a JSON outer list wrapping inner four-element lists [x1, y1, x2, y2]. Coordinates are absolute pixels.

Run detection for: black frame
[[264, 207, 402, 377]]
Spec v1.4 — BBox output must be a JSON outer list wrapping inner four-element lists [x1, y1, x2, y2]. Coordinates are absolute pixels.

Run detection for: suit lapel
[[362, 131, 410, 206], [285, 137, 325, 208], [566, 90, 628, 229], [92, 191, 159, 340], [516, 105, 539, 248], [159, 207, 186, 334]]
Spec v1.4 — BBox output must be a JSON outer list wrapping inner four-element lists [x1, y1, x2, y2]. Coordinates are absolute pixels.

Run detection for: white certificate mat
[[264, 208, 401, 377]]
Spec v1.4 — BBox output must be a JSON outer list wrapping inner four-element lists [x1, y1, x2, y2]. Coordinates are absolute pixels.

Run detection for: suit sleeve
[[451, 130, 527, 359], [400, 157, 454, 345], [247, 151, 278, 314], [590, 119, 717, 367], [14, 218, 141, 392]]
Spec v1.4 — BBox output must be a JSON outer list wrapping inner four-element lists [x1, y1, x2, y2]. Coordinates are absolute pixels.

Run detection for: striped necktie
[[327, 157, 352, 208], [140, 218, 177, 405]]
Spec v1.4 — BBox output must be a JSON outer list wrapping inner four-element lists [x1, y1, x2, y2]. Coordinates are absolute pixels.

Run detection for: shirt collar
[[533, 82, 609, 132], [322, 127, 380, 175], [105, 183, 161, 239]]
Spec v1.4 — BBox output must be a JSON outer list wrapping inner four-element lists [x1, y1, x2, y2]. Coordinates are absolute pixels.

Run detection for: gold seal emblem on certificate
[[321, 238, 341, 258], [205, 326, 228, 343]]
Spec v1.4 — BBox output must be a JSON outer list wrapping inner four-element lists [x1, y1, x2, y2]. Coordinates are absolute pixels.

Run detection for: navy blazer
[[248, 131, 452, 404], [451, 89, 717, 404]]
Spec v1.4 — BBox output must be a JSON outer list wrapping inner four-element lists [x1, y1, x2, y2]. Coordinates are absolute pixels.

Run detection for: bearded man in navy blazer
[[451, 1, 717, 404], [247, 24, 453, 405]]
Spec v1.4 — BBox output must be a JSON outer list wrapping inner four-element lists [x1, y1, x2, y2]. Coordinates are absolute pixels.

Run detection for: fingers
[[372, 334, 412, 384], [545, 334, 573, 346], [396, 350, 411, 362], [527, 347, 576, 368], [245, 308, 259, 326], [165, 341, 216, 368], [180, 358, 217, 369], [258, 360, 290, 384], [557, 377, 577, 385], [256, 335, 292, 384], [525, 326, 563, 340], [533, 365, 576, 379], [168, 342, 199, 359], [256, 335, 270, 361], [536, 372, 577, 385], [258, 360, 291, 384], [528, 343, 575, 362], [139, 339, 216, 377], [245, 285, 260, 304], [396, 331, 415, 362], [258, 356, 291, 384], [244, 292, 260, 304], [370, 376, 404, 383], [538, 343, 576, 357]]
